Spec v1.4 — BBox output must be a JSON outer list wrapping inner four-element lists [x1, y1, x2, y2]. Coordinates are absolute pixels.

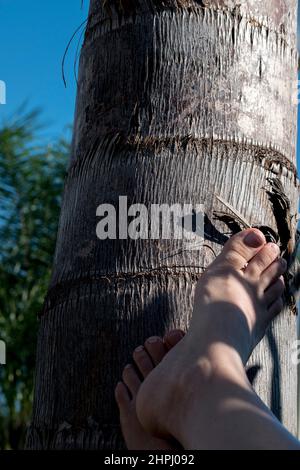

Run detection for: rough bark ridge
[[27, 0, 298, 449]]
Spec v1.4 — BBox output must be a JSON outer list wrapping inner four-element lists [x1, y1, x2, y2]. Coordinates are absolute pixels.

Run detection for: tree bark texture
[[27, 0, 299, 449]]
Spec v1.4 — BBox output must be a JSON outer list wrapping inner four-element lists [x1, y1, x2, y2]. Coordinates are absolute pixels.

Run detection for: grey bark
[[26, 0, 298, 449]]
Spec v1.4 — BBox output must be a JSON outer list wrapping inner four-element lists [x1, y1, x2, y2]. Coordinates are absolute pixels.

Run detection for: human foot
[[136, 229, 287, 448], [115, 330, 184, 450], [192, 227, 286, 363]]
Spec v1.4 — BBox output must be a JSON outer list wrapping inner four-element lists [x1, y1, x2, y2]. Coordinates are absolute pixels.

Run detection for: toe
[[264, 276, 285, 307], [259, 258, 287, 292], [144, 336, 166, 366], [244, 243, 280, 280], [122, 364, 141, 397], [163, 329, 185, 350], [115, 381, 131, 408], [216, 228, 266, 271], [133, 346, 154, 378]]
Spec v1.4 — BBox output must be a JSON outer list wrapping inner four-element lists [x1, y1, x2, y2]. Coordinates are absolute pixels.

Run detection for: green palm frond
[[0, 110, 69, 449]]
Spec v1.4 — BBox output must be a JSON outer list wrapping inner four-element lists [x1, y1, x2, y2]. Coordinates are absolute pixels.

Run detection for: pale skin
[[116, 228, 300, 450], [115, 330, 184, 450]]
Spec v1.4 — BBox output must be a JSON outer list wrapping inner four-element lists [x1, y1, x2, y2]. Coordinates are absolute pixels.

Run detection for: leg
[[136, 228, 300, 450]]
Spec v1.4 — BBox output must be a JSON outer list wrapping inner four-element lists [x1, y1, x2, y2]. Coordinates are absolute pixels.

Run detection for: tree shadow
[[266, 328, 282, 421]]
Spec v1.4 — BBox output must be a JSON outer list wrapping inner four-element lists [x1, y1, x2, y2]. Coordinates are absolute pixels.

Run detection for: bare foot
[[136, 229, 288, 449], [115, 330, 184, 450]]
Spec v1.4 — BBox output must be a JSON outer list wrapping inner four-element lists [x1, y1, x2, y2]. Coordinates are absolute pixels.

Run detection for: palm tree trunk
[[26, 0, 298, 449]]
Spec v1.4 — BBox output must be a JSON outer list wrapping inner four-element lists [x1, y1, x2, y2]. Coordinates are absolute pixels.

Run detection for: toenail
[[269, 243, 280, 253], [134, 346, 144, 353], [244, 230, 265, 248], [147, 336, 160, 344]]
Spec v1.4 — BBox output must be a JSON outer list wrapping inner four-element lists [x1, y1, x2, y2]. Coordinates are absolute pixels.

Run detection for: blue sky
[[0, 0, 299, 169], [0, 0, 89, 140]]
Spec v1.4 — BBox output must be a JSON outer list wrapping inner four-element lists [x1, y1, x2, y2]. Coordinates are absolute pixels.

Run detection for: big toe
[[216, 228, 266, 271]]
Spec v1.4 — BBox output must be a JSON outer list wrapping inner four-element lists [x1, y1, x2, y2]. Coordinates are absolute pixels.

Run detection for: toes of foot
[[144, 336, 166, 365], [115, 381, 131, 408], [163, 329, 185, 350], [260, 258, 287, 291], [122, 364, 141, 396], [245, 243, 280, 280], [264, 276, 285, 307], [220, 228, 266, 270], [133, 346, 154, 378]]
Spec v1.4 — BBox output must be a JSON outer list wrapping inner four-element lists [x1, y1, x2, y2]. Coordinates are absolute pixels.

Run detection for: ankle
[[173, 348, 249, 447], [180, 344, 246, 390], [187, 312, 252, 366]]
